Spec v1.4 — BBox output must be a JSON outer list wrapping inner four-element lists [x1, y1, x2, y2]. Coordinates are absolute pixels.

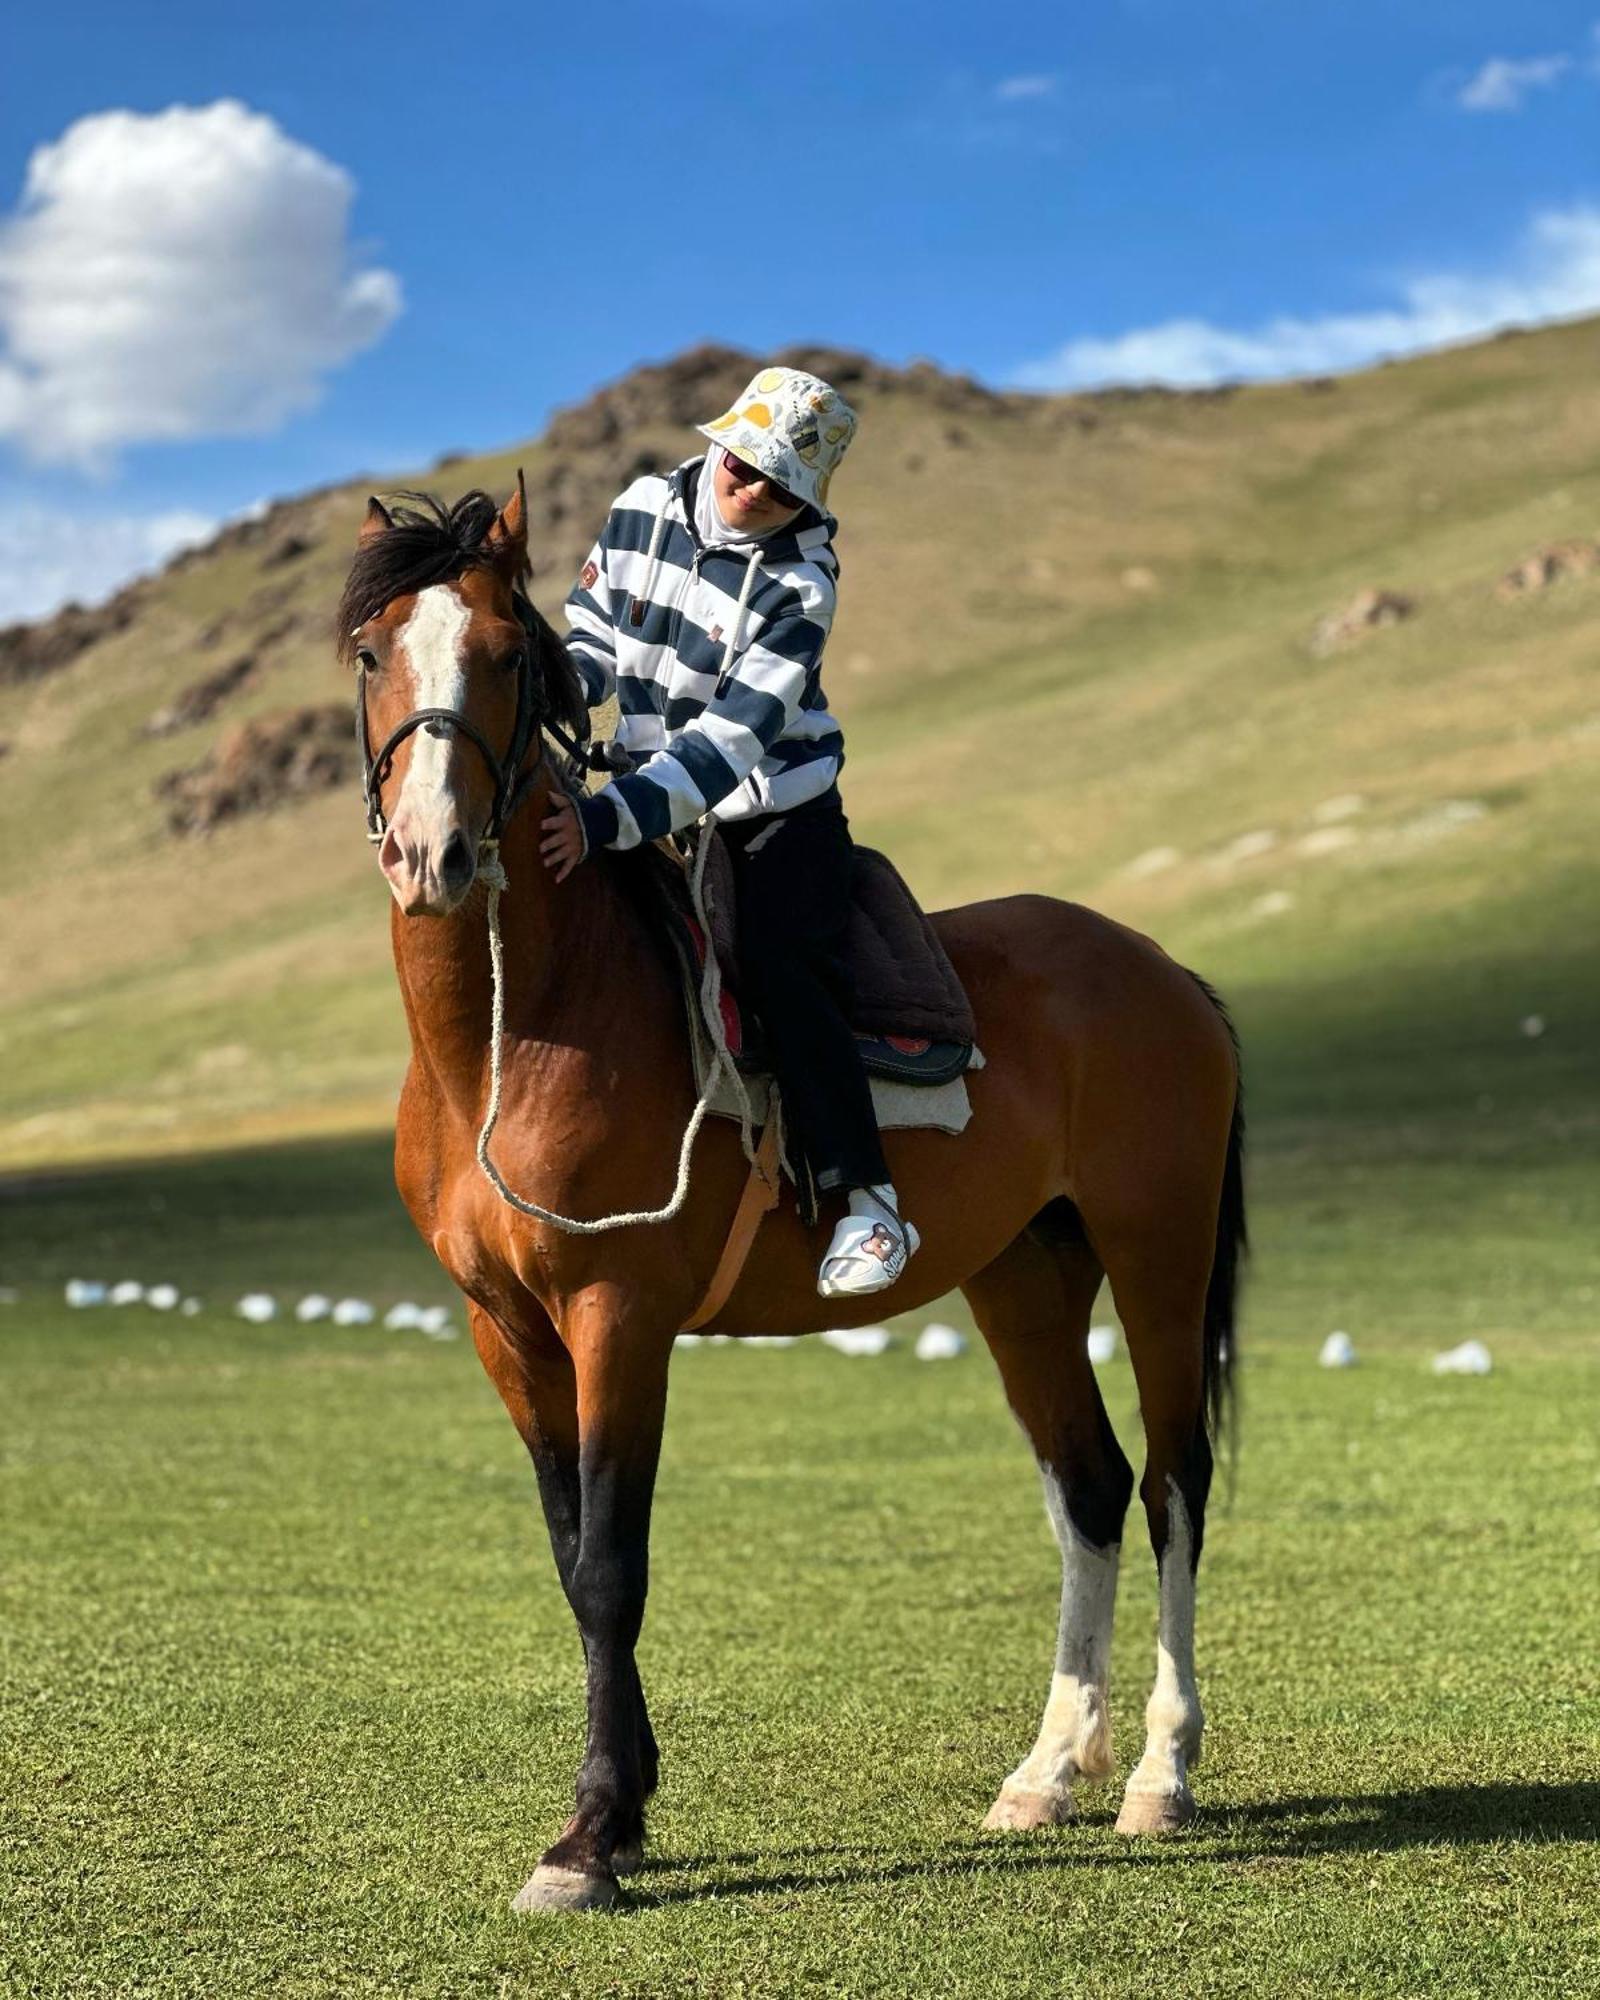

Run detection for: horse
[[337, 479, 1246, 1913]]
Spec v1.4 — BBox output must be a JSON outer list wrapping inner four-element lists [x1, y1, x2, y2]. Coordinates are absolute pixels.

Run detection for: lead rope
[[473, 822, 761, 1233]]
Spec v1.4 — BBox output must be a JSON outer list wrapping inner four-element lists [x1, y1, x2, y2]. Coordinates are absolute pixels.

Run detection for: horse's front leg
[[469, 1301, 661, 1895], [511, 1297, 672, 1914]]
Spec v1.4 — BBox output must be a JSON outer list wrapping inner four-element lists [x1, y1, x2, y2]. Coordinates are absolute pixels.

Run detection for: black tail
[[1191, 976, 1247, 1449]]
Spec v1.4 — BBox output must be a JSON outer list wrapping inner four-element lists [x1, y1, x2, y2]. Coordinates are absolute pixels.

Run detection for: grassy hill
[[2, 322, 1598, 1198]]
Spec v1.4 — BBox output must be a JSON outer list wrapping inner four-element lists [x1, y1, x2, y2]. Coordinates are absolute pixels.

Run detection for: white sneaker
[[817, 1184, 921, 1298]]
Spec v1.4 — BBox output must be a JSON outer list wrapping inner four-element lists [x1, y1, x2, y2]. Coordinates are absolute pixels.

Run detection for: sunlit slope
[[1, 320, 1597, 1166]]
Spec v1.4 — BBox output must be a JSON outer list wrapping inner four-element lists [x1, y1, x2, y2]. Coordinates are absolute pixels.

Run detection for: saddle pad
[[696, 831, 977, 1061], [676, 907, 973, 1085], [665, 893, 983, 1205], [679, 960, 983, 1178]]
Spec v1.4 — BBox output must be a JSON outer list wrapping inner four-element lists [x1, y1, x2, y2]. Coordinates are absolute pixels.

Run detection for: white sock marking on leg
[[997, 1475, 1120, 1805], [1126, 1477, 1204, 1805]]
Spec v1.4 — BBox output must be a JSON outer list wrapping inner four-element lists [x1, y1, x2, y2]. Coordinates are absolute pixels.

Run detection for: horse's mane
[[335, 488, 588, 738]]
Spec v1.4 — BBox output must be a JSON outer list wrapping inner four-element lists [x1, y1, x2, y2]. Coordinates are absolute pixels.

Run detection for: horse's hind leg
[[1097, 1233, 1216, 1836], [964, 1213, 1134, 1830]]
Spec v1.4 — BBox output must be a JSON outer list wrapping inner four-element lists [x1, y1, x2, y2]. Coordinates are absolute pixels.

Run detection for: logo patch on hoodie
[[580, 560, 599, 589]]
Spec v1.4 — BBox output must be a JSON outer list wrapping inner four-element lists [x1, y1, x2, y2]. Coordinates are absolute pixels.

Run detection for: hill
[[2, 323, 1598, 1192]]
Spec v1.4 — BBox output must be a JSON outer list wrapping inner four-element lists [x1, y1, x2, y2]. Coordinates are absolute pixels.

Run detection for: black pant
[[719, 790, 889, 1196]]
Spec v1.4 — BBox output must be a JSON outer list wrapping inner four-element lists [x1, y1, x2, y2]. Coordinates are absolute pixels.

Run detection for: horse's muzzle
[[378, 812, 478, 916]]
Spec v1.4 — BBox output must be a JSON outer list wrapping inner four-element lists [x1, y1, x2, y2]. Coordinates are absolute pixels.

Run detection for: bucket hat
[[697, 365, 858, 510]]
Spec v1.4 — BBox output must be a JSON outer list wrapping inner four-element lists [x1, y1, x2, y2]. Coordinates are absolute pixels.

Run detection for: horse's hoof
[[1114, 1786, 1196, 1836], [510, 1864, 622, 1913], [982, 1785, 1077, 1831], [611, 1838, 645, 1877]]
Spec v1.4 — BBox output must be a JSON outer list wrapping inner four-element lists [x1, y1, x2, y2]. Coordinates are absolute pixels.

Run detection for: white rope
[[473, 824, 759, 1233]]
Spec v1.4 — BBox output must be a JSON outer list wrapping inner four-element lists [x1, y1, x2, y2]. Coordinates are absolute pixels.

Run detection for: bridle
[[355, 590, 609, 845]]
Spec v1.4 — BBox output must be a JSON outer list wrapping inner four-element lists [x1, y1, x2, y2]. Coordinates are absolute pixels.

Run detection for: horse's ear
[[358, 496, 392, 545], [487, 470, 528, 568]]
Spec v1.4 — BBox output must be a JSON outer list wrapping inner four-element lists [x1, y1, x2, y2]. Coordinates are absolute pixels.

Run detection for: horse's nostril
[[439, 830, 474, 894]]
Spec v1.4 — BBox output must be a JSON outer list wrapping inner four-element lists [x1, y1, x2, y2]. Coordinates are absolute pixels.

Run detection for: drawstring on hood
[[633, 499, 673, 626], [719, 545, 762, 686]]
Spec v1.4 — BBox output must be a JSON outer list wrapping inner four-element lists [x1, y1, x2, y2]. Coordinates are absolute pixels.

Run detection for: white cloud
[[0, 100, 401, 469], [0, 504, 214, 623], [1456, 53, 1571, 111], [1012, 204, 1600, 390], [994, 75, 1057, 102]]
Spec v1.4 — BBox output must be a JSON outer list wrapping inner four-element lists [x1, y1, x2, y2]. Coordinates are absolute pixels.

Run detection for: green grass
[[3, 1139, 1598, 1998]]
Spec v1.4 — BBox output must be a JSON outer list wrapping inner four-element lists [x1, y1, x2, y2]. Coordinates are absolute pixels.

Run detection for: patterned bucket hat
[[697, 365, 858, 511]]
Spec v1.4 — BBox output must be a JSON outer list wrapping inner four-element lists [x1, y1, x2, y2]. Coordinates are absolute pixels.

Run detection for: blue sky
[[1, 0, 1597, 617]]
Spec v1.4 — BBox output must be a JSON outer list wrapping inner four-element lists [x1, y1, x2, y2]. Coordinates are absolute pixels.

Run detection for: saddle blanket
[[683, 972, 983, 1170], [701, 835, 977, 1057], [654, 828, 983, 1189]]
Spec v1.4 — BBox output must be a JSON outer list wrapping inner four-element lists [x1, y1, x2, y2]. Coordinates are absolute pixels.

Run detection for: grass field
[[3, 1132, 1598, 1999]]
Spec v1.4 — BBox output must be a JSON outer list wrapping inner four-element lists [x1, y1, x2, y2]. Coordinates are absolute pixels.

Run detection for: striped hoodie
[[564, 456, 844, 852]]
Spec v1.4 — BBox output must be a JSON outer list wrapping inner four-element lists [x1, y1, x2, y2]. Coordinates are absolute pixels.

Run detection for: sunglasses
[[721, 449, 803, 512]]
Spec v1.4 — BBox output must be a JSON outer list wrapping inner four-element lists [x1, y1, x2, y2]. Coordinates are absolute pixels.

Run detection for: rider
[[539, 364, 918, 1299]]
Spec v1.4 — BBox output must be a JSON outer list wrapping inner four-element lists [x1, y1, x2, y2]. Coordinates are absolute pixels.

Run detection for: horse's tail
[[1192, 976, 1247, 1450]]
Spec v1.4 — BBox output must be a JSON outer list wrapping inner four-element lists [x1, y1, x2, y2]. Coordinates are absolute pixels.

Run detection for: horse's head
[[337, 477, 586, 916]]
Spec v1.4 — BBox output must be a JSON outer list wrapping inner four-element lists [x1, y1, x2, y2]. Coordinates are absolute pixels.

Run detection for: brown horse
[[338, 482, 1245, 1913]]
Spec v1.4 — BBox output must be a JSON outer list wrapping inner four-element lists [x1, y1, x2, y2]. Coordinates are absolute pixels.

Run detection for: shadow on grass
[[0, 1130, 435, 1294], [1222, 1782, 1600, 1849], [627, 1783, 1600, 1909]]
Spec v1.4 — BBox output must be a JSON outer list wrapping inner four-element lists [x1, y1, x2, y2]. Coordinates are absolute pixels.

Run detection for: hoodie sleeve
[[562, 522, 618, 708], [577, 567, 835, 852]]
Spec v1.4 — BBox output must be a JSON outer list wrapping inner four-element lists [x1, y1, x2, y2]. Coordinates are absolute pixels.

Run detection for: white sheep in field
[[821, 1325, 891, 1357], [915, 1322, 966, 1360]]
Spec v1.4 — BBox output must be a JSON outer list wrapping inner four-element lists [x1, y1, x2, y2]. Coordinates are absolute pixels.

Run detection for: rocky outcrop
[[156, 704, 354, 835], [0, 587, 143, 687], [260, 531, 316, 570], [1496, 539, 1600, 600], [1310, 587, 1417, 657], [142, 655, 261, 737], [515, 343, 1016, 586], [540, 342, 1003, 458]]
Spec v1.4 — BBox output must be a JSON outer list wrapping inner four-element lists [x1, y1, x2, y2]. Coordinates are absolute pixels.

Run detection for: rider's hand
[[540, 793, 586, 882]]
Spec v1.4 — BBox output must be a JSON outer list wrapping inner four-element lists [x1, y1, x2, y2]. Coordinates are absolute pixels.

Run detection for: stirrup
[[817, 1207, 920, 1298]]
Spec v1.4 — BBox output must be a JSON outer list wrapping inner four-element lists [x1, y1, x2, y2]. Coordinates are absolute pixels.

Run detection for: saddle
[[658, 830, 976, 1086]]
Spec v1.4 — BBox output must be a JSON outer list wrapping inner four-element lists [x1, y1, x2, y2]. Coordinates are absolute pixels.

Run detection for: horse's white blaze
[[1123, 1479, 1204, 1810], [991, 1478, 1119, 1816], [395, 584, 471, 816]]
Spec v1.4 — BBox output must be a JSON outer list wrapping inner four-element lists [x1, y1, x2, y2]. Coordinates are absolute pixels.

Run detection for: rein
[[474, 829, 764, 1236], [357, 590, 766, 1241]]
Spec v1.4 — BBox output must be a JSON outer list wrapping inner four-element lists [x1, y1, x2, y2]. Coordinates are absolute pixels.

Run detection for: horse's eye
[[355, 646, 378, 673], [505, 646, 527, 674]]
